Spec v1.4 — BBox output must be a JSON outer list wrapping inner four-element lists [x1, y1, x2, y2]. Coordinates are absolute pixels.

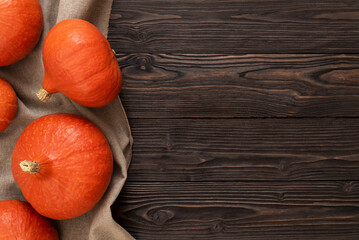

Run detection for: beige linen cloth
[[0, 0, 134, 239]]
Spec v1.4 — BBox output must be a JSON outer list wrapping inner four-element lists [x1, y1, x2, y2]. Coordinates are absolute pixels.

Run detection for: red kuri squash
[[11, 113, 113, 220], [0, 0, 43, 66], [37, 18, 122, 107], [0, 77, 17, 132], [0, 199, 59, 240]]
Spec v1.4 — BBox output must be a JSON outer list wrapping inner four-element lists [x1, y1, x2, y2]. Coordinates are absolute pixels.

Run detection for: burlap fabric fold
[[0, 0, 134, 239]]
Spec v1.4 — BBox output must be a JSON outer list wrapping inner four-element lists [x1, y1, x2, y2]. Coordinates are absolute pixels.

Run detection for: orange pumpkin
[[0, 78, 17, 132], [37, 19, 122, 107], [0, 200, 59, 240], [0, 0, 43, 66], [12, 113, 113, 220]]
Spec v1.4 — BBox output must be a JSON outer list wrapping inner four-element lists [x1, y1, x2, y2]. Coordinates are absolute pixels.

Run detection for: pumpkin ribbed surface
[[0, 78, 17, 132], [0, 0, 43, 66], [11, 113, 113, 220], [39, 18, 122, 107], [0, 200, 59, 240]]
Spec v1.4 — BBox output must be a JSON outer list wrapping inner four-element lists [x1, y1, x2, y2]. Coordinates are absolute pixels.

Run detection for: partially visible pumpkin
[[12, 113, 113, 220], [0, 0, 43, 66], [0, 199, 59, 240], [37, 18, 122, 107], [0, 78, 17, 132]]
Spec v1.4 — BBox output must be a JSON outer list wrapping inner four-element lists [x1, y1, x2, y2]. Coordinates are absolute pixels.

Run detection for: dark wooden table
[[108, 1, 359, 239]]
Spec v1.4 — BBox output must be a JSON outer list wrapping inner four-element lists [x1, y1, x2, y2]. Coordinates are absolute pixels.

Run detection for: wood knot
[[211, 221, 224, 233], [343, 182, 354, 193], [277, 192, 286, 201], [165, 133, 172, 150], [136, 56, 152, 72], [126, 28, 147, 42], [150, 209, 174, 225], [278, 160, 289, 176]]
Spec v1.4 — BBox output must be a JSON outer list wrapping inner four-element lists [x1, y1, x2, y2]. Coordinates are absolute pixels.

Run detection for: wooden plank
[[109, 0, 359, 54], [117, 53, 359, 118], [126, 118, 359, 182], [112, 181, 359, 240]]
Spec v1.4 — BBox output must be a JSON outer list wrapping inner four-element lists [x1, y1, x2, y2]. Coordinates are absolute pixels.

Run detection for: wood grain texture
[[126, 118, 359, 182], [108, 0, 359, 54], [117, 53, 359, 118], [109, 1, 359, 239], [112, 181, 359, 240]]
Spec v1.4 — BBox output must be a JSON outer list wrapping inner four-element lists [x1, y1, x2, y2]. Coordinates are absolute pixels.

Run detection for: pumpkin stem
[[112, 49, 117, 57], [20, 160, 40, 174], [36, 88, 52, 103]]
